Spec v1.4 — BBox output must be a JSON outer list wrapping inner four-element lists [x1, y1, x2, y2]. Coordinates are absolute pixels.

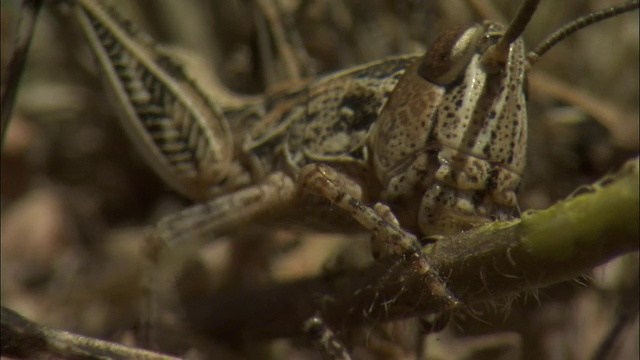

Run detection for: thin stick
[[0, 0, 44, 147], [1, 306, 182, 360]]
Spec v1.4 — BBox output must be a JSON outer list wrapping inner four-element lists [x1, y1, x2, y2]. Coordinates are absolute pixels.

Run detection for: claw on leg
[[298, 164, 460, 310]]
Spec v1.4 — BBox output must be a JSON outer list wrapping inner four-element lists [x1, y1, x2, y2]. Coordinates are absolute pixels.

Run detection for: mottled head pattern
[[369, 22, 527, 236]]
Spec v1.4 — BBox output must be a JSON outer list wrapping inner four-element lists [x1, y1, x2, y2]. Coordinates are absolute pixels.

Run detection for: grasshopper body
[[222, 22, 528, 237], [72, 0, 529, 239]]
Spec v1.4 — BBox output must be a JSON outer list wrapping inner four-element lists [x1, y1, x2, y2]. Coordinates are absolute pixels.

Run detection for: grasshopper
[[1, 0, 638, 358]]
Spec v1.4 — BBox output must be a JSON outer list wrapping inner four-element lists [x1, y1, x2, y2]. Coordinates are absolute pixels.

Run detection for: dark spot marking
[[483, 143, 491, 156], [337, 93, 378, 132]]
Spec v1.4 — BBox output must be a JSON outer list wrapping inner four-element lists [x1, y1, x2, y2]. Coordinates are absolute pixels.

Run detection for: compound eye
[[418, 25, 483, 86]]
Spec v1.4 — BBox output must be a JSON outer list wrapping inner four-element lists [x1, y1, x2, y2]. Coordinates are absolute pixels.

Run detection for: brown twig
[[1, 306, 182, 360], [0, 0, 44, 147]]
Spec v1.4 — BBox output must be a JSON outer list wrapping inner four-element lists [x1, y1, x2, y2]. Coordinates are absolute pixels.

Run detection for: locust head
[[368, 21, 528, 236]]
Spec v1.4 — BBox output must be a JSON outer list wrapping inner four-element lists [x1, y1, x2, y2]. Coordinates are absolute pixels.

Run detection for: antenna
[[482, 0, 541, 68], [528, 0, 639, 66]]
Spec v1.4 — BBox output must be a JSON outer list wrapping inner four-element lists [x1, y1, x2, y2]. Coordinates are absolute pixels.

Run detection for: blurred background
[[1, 0, 638, 359]]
